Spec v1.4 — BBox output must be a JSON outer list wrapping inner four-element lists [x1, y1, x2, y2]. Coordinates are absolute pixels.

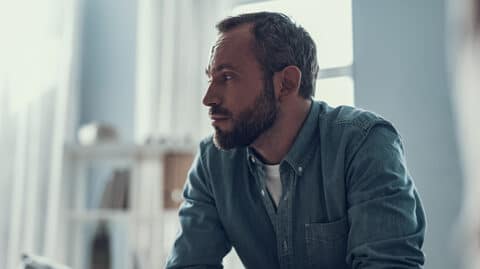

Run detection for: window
[[232, 0, 354, 107]]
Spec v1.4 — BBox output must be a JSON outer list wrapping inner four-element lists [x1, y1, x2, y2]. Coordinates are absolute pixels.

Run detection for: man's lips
[[209, 114, 230, 121], [209, 114, 230, 126], [210, 116, 228, 121]]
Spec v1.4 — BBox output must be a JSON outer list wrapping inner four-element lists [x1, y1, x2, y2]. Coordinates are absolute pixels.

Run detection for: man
[[166, 12, 425, 269]]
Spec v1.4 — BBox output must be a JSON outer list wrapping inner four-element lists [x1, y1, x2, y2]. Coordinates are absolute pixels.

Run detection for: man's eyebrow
[[205, 64, 236, 77]]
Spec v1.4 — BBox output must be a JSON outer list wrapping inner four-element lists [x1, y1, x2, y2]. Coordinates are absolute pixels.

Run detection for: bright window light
[[314, 76, 354, 107], [0, 0, 62, 113], [232, 0, 353, 69]]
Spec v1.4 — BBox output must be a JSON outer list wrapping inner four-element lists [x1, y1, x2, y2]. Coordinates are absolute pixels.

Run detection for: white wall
[[352, 1, 462, 268], [79, 0, 137, 142]]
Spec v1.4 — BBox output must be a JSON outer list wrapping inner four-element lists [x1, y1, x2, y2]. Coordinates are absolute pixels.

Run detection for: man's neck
[[251, 99, 312, 165]]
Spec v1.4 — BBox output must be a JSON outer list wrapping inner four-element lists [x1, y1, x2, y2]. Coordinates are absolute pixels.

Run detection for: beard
[[212, 79, 278, 150]]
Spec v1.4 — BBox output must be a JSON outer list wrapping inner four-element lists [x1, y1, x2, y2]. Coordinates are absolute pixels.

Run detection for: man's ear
[[273, 65, 302, 101]]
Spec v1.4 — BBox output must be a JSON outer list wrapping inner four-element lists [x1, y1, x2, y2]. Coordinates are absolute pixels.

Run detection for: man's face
[[203, 25, 278, 150]]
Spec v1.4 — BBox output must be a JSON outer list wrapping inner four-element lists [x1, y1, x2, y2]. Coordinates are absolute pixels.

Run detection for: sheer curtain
[[135, 0, 234, 144], [452, 0, 480, 268], [0, 0, 80, 268]]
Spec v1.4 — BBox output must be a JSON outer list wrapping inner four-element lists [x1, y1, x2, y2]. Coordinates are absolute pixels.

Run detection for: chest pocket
[[305, 216, 349, 269]]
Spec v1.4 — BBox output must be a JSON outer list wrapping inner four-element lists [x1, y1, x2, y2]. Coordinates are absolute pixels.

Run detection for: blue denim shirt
[[166, 101, 426, 269]]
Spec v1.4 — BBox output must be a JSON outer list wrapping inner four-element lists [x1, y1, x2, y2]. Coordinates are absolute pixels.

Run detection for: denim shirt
[[166, 101, 426, 269]]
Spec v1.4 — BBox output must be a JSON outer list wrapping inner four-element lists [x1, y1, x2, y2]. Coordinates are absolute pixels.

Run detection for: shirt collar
[[282, 100, 319, 175], [246, 100, 320, 176]]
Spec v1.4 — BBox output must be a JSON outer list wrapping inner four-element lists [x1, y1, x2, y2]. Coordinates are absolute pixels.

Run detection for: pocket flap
[[306, 216, 348, 241]]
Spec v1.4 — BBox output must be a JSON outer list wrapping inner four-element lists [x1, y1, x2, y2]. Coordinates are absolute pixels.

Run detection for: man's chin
[[212, 129, 259, 150], [212, 131, 236, 150]]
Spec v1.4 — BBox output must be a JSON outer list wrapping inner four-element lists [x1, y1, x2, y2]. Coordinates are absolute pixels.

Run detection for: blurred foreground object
[[453, 0, 480, 268], [20, 253, 71, 269]]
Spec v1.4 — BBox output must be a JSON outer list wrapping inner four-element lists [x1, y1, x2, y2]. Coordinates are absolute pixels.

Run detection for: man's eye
[[224, 74, 233, 81]]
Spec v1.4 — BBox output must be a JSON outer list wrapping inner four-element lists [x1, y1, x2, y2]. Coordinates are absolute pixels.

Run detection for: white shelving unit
[[61, 142, 196, 269]]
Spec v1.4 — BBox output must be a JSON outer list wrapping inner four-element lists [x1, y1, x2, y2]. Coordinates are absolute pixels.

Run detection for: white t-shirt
[[264, 164, 282, 207]]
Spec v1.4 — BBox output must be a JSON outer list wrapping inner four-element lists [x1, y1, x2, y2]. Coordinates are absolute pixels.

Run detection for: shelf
[[68, 210, 130, 221], [62, 142, 193, 269], [67, 210, 173, 222], [64, 143, 197, 159]]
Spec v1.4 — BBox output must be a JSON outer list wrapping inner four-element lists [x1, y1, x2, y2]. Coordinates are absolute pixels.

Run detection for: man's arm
[[346, 124, 426, 268], [166, 148, 231, 269]]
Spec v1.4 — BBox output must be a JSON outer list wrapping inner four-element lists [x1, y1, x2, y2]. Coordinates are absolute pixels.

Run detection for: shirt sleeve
[[345, 124, 426, 269], [165, 147, 232, 269]]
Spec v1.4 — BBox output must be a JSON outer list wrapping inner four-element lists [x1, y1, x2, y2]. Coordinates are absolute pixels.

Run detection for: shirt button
[[250, 156, 256, 163], [283, 240, 288, 251], [261, 189, 265, 196], [298, 166, 303, 173]]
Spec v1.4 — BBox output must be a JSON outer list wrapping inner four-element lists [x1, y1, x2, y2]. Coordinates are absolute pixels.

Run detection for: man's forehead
[[209, 25, 254, 67], [215, 24, 253, 46]]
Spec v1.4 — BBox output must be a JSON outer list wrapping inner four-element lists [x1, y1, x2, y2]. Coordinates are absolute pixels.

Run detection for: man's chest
[[212, 163, 349, 269]]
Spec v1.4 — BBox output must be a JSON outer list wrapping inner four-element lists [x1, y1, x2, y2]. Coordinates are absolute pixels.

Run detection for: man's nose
[[202, 83, 221, 107]]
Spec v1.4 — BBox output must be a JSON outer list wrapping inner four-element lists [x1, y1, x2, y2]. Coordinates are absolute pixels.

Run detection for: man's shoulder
[[314, 102, 402, 168], [317, 102, 395, 135]]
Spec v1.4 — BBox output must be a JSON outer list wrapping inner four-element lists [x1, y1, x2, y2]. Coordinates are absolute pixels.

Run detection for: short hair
[[216, 12, 319, 99]]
